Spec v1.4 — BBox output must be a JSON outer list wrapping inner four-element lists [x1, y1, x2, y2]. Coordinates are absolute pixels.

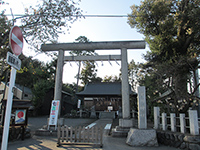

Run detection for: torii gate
[[41, 40, 145, 127]]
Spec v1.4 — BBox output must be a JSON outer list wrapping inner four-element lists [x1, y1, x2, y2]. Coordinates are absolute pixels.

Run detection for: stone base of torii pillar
[[111, 118, 136, 137], [126, 128, 158, 147]]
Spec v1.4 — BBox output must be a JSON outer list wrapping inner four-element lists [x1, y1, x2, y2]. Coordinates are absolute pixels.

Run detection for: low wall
[[157, 130, 200, 150]]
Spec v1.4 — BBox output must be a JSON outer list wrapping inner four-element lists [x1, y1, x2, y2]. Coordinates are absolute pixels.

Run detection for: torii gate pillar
[[54, 50, 64, 101], [121, 48, 130, 119], [119, 48, 134, 127]]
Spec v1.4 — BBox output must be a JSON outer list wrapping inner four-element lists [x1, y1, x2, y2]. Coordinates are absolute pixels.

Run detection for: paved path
[[6, 117, 179, 150]]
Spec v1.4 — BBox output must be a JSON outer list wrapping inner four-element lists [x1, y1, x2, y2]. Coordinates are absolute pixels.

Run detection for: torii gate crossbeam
[[41, 40, 146, 128], [41, 40, 145, 51], [64, 55, 121, 61]]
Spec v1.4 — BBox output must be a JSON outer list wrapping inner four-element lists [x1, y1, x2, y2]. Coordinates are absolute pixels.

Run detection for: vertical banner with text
[[49, 100, 60, 128]]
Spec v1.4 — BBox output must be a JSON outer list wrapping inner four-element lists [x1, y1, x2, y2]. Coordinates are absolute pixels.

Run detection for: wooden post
[[61, 126, 64, 142], [100, 127, 103, 147], [57, 125, 61, 147], [78, 126, 81, 142], [70, 126, 73, 142], [83, 127, 86, 142], [21, 126, 25, 141], [66, 126, 69, 142]]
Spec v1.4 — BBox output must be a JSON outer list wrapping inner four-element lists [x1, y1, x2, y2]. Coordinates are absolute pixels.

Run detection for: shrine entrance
[[41, 40, 145, 127]]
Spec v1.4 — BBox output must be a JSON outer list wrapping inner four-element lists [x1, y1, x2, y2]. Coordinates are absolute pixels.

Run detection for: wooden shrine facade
[[76, 82, 136, 112]]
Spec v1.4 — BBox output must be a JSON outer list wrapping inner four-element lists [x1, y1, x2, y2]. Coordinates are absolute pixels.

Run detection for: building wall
[[0, 82, 32, 100]]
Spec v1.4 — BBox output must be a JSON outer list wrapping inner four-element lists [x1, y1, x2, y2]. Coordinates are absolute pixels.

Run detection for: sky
[[1, 0, 149, 84]]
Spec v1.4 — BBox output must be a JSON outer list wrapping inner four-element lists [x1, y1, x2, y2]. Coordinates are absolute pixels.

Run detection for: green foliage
[[103, 75, 120, 82], [128, 0, 200, 113], [128, 60, 143, 91], [69, 36, 101, 86], [20, 0, 83, 50], [15, 55, 56, 88], [129, 0, 200, 62], [32, 80, 54, 112], [1, 0, 82, 81], [1, 0, 83, 51], [69, 36, 96, 56], [0, 11, 12, 81], [80, 61, 100, 85], [70, 109, 77, 117], [0, 11, 11, 56]]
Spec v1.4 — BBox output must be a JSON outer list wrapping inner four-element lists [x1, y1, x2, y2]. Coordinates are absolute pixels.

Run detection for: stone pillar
[[119, 48, 133, 128], [54, 50, 64, 118], [194, 69, 200, 117], [162, 113, 167, 131], [189, 110, 199, 135], [121, 48, 130, 119], [54, 50, 64, 100], [180, 113, 186, 134], [138, 86, 147, 129], [170, 113, 176, 132], [154, 107, 160, 129], [126, 89, 159, 147]]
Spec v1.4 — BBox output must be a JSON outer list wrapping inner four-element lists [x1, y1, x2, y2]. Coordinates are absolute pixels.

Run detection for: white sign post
[[1, 26, 23, 150], [48, 100, 60, 130]]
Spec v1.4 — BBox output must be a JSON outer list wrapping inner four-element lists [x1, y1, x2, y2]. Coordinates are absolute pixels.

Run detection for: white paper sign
[[77, 99, 81, 109], [49, 100, 60, 127]]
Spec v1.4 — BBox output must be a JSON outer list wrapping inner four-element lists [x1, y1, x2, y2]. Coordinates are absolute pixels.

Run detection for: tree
[[69, 36, 101, 87], [18, 0, 83, 50], [15, 55, 57, 89], [128, 0, 200, 113], [69, 36, 96, 92], [0, 11, 12, 82], [80, 61, 102, 85], [0, 0, 83, 81], [32, 79, 54, 115], [102, 75, 121, 82], [128, 60, 143, 91]]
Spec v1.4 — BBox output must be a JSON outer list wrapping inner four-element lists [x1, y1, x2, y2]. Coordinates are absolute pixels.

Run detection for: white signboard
[[49, 100, 60, 127], [6, 52, 21, 70], [77, 99, 81, 109], [15, 109, 26, 124]]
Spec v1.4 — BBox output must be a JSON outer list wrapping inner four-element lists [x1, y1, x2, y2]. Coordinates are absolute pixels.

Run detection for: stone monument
[[90, 105, 96, 118], [126, 86, 158, 147]]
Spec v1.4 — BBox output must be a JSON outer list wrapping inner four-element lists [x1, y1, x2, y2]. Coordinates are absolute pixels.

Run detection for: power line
[[4, 14, 134, 18], [84, 14, 133, 18]]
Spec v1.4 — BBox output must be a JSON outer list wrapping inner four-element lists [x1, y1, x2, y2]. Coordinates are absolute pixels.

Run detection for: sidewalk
[[6, 117, 179, 150]]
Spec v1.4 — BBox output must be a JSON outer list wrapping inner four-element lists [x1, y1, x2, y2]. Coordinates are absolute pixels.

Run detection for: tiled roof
[[76, 82, 136, 96]]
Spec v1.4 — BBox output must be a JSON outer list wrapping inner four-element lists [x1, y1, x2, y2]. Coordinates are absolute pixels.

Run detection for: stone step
[[99, 112, 115, 119]]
